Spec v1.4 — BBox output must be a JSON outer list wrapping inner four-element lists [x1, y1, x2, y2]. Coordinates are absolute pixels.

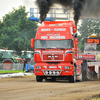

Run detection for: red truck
[[31, 21, 83, 83]]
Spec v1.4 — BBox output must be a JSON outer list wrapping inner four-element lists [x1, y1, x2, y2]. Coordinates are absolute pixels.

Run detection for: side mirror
[[31, 38, 35, 48], [75, 38, 78, 45], [74, 32, 77, 38]]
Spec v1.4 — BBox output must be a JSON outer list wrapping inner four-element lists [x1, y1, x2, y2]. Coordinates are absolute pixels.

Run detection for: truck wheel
[[82, 61, 90, 81], [82, 69, 88, 81], [68, 66, 76, 83], [2, 59, 14, 70], [36, 76, 43, 82]]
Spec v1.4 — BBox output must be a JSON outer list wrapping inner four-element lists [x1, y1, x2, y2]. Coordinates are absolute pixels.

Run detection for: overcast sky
[[0, 0, 37, 20]]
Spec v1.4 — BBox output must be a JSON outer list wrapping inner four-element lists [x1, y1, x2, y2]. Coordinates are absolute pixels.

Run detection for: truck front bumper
[[34, 63, 74, 76]]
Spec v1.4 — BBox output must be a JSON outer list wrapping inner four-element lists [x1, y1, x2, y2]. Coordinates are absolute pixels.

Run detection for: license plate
[[49, 66, 57, 68]]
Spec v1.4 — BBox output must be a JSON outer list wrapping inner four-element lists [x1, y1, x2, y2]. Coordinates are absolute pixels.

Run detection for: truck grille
[[43, 54, 63, 61], [42, 70, 63, 76]]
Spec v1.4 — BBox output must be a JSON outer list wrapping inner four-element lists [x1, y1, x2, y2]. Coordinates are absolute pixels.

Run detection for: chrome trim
[[65, 50, 73, 56], [34, 51, 41, 56], [42, 70, 63, 76]]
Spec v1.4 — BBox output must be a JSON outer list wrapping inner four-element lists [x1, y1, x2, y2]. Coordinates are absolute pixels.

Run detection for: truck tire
[[68, 66, 76, 83], [36, 76, 43, 82], [82, 61, 92, 81], [2, 58, 14, 70]]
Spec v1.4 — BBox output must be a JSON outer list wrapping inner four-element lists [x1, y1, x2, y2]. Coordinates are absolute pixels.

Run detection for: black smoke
[[35, 0, 100, 25], [72, 0, 85, 26], [53, 0, 86, 25], [35, 0, 85, 26], [36, 0, 54, 23]]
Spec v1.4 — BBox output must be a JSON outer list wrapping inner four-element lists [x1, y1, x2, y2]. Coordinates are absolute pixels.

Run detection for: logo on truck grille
[[42, 54, 64, 61]]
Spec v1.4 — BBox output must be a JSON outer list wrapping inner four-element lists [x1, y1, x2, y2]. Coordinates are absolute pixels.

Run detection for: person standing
[[23, 58, 27, 71]]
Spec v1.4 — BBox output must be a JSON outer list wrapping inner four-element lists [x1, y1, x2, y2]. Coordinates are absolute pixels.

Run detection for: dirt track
[[0, 75, 100, 100]]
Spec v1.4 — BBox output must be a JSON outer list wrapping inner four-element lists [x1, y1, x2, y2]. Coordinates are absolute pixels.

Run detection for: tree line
[[0, 6, 38, 54], [78, 18, 100, 52]]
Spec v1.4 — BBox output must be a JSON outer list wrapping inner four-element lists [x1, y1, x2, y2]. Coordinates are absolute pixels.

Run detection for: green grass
[[0, 70, 26, 73]]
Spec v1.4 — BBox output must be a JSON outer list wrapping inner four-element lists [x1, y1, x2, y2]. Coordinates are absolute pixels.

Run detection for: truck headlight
[[65, 66, 70, 69], [36, 66, 41, 69]]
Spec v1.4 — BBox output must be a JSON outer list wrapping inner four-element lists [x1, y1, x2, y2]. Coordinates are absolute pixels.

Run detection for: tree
[[78, 18, 100, 51], [0, 6, 38, 54]]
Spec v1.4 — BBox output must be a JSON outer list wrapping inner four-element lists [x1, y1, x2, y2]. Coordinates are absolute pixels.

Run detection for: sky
[[0, 0, 37, 20]]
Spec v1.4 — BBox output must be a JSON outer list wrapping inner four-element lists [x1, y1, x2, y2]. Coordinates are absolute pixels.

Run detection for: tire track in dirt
[[0, 76, 100, 100]]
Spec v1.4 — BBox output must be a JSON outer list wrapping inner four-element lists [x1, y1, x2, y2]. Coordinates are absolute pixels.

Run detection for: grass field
[[0, 70, 26, 73]]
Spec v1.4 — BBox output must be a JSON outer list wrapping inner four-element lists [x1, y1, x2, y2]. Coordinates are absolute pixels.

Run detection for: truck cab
[[31, 21, 80, 82]]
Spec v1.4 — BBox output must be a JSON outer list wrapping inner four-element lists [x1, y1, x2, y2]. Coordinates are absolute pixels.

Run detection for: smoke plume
[[35, 0, 100, 26], [35, 0, 54, 23], [35, 0, 85, 26]]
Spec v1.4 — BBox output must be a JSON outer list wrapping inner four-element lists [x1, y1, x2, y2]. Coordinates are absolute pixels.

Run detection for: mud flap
[[82, 60, 93, 80]]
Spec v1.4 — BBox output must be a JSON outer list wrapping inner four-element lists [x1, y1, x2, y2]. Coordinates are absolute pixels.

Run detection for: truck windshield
[[35, 40, 72, 49]]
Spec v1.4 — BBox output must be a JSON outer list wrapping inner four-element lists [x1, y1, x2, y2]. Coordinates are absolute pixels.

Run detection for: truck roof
[[41, 21, 77, 33], [36, 21, 77, 40], [41, 21, 76, 27]]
